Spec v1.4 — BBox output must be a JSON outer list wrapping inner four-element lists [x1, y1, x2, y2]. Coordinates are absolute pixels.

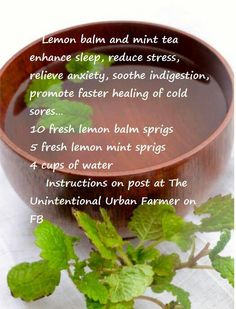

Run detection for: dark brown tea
[[4, 46, 227, 173]]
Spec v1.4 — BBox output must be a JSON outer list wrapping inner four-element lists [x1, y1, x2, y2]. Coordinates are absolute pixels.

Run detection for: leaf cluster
[[7, 195, 234, 308]]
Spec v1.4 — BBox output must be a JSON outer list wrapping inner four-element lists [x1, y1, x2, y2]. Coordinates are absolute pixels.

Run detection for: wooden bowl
[[0, 22, 233, 227]]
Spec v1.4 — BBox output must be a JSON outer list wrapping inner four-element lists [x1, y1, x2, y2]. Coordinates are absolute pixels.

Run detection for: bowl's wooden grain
[[0, 22, 233, 227]]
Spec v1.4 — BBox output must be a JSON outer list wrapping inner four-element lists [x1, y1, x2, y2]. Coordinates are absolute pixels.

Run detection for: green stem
[[102, 268, 119, 274], [176, 242, 211, 270], [136, 237, 164, 250], [136, 239, 146, 249], [146, 239, 164, 249], [117, 249, 133, 266], [136, 295, 166, 308]]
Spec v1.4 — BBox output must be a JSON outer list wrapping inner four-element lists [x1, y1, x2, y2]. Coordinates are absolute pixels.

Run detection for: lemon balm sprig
[[7, 195, 234, 309]]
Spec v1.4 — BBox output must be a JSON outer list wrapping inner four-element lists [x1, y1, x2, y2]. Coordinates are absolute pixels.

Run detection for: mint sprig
[[7, 195, 234, 308], [24, 51, 113, 130]]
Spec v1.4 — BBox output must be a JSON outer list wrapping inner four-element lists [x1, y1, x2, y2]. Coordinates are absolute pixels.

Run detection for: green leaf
[[66, 52, 113, 83], [7, 260, 60, 301], [128, 203, 175, 241], [37, 99, 93, 131], [34, 220, 79, 270], [166, 285, 191, 309], [97, 208, 124, 249], [209, 230, 231, 260], [24, 77, 63, 107], [166, 302, 185, 309], [153, 282, 190, 309], [209, 231, 234, 286], [162, 214, 196, 251], [73, 210, 116, 260], [211, 256, 234, 287], [78, 272, 109, 304], [194, 195, 234, 232], [129, 203, 196, 250], [152, 275, 174, 293], [74, 260, 86, 277], [73, 260, 87, 286], [88, 252, 116, 272], [151, 254, 180, 293], [126, 244, 159, 264], [73, 209, 123, 261], [105, 264, 154, 303], [152, 253, 180, 277], [167, 285, 191, 309], [86, 298, 134, 309], [86, 297, 105, 309]]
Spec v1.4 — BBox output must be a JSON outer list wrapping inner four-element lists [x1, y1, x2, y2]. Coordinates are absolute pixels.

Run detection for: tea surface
[[5, 48, 227, 173]]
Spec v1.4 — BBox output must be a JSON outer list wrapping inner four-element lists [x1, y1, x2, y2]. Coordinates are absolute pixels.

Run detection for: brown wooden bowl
[[0, 22, 233, 227]]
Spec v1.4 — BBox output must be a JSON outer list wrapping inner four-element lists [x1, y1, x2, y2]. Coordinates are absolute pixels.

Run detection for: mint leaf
[[194, 195, 234, 232], [166, 302, 184, 309], [74, 260, 86, 276], [7, 260, 60, 301], [128, 203, 175, 241], [151, 254, 180, 293], [209, 231, 234, 286], [152, 275, 174, 293], [129, 203, 195, 251], [73, 210, 116, 260], [86, 297, 105, 309], [162, 214, 196, 251], [152, 253, 180, 277], [34, 220, 79, 270], [97, 208, 124, 249], [86, 298, 134, 309], [88, 252, 116, 272], [166, 285, 191, 309], [78, 272, 109, 304], [66, 52, 113, 83], [105, 264, 154, 303], [153, 282, 190, 309], [211, 256, 234, 287], [209, 230, 231, 259], [73, 261, 87, 285], [37, 99, 92, 131], [73, 209, 123, 261], [126, 244, 159, 264], [24, 77, 63, 107]]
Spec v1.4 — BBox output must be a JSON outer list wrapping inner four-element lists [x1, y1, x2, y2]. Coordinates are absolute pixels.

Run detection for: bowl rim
[[0, 20, 234, 177]]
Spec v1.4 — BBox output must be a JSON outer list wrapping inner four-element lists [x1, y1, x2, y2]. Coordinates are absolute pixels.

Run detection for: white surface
[[0, 0, 235, 308], [0, 155, 234, 309]]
